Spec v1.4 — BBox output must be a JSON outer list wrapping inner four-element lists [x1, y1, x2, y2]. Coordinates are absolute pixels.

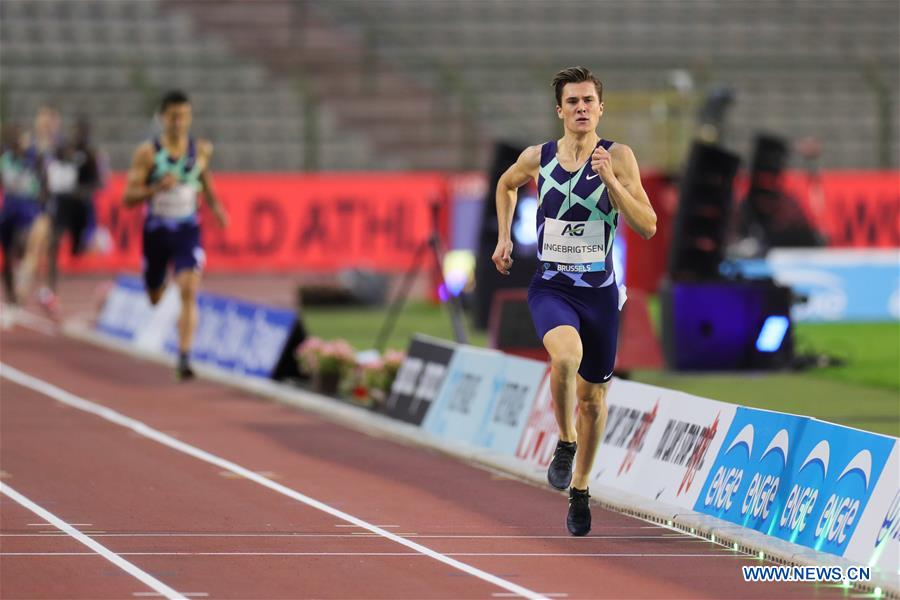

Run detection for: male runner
[[0, 124, 47, 312], [47, 118, 105, 302], [124, 90, 229, 380], [7, 106, 61, 312], [492, 67, 656, 535]]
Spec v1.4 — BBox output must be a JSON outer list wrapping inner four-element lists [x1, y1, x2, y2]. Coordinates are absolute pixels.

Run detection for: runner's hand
[[590, 146, 615, 182], [156, 173, 178, 192], [492, 240, 514, 275], [214, 207, 229, 229]]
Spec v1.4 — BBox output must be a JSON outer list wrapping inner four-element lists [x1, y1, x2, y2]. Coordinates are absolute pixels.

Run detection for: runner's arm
[[122, 143, 162, 207], [198, 141, 228, 228], [495, 145, 540, 243], [492, 145, 540, 274], [605, 144, 656, 240]]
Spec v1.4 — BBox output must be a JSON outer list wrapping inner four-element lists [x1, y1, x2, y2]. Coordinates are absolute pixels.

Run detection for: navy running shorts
[[0, 199, 42, 251], [527, 272, 620, 384], [142, 223, 204, 291]]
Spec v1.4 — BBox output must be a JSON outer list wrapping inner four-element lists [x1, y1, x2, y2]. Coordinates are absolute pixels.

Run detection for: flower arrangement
[[352, 349, 406, 409], [296, 337, 406, 405], [296, 337, 357, 395]]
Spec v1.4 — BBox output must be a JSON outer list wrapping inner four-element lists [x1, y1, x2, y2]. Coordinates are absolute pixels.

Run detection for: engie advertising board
[[695, 408, 897, 565], [844, 442, 899, 572]]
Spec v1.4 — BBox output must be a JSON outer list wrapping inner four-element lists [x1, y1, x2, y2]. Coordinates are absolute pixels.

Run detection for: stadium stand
[[1, 0, 897, 171]]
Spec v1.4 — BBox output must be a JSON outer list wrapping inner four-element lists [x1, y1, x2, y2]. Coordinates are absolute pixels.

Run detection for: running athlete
[[47, 118, 105, 301], [123, 90, 229, 380], [0, 124, 47, 311], [492, 67, 657, 536], [8, 107, 60, 313]]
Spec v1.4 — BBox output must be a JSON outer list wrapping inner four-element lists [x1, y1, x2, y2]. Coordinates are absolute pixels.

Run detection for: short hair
[[159, 90, 190, 113], [552, 67, 603, 106]]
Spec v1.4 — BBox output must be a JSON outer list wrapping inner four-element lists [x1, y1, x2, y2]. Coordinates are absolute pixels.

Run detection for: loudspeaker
[[660, 279, 794, 371], [668, 142, 741, 280], [473, 142, 541, 329]]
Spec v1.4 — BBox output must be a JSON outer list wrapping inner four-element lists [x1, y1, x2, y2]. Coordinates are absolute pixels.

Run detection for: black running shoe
[[547, 440, 576, 490], [176, 360, 195, 381], [567, 487, 591, 536]]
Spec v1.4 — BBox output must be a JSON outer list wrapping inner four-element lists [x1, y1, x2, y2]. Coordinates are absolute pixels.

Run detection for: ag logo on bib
[[541, 218, 605, 264], [561, 223, 585, 236]]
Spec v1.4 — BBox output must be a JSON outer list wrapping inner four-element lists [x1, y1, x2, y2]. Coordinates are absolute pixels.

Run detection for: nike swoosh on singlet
[[586, 173, 599, 180]]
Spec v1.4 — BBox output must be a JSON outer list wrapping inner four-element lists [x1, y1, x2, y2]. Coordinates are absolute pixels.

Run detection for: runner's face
[[34, 108, 60, 140], [161, 103, 192, 139], [557, 82, 602, 134]]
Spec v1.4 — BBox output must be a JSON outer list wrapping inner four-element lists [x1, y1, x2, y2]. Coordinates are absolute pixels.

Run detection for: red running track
[[1, 323, 847, 599]]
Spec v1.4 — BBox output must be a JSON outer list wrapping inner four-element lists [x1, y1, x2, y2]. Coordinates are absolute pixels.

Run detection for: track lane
[[2, 326, 845, 599], [0, 380, 512, 599]]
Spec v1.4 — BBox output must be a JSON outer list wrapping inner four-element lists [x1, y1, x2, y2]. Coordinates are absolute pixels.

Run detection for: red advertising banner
[[778, 171, 899, 247], [50, 169, 897, 275], [59, 173, 449, 273]]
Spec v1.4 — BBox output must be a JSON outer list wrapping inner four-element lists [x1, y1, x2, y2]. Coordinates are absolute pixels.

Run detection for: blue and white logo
[[695, 408, 806, 534], [731, 250, 900, 322], [164, 292, 296, 379], [789, 420, 894, 555], [696, 408, 895, 558], [473, 355, 544, 454], [96, 276, 156, 341]]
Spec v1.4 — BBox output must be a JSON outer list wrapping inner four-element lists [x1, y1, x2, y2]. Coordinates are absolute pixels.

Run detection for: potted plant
[[352, 349, 406, 409], [296, 337, 357, 396]]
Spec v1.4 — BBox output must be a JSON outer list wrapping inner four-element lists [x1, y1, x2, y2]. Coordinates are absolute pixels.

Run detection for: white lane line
[[0, 483, 186, 600], [134, 594, 208, 598], [0, 533, 693, 540], [0, 363, 549, 600], [27, 523, 93, 526], [335, 524, 399, 528], [0, 552, 740, 557], [493, 595, 568, 599]]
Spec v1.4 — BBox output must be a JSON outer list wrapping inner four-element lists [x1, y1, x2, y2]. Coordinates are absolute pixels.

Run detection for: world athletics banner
[[60, 173, 449, 273]]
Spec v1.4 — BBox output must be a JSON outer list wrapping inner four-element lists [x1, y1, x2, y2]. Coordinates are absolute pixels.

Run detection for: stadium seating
[[1, 0, 896, 171]]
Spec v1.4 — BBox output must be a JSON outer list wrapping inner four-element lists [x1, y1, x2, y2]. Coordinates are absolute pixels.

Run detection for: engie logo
[[561, 223, 585, 236], [696, 409, 896, 557], [695, 409, 803, 533], [787, 421, 894, 555]]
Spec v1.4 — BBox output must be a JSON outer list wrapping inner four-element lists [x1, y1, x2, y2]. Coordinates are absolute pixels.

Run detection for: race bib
[[541, 217, 606, 264], [46, 160, 78, 194], [150, 183, 197, 219]]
